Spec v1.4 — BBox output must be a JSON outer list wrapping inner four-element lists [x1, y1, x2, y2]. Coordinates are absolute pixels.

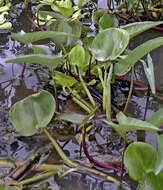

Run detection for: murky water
[[0, 1, 163, 189]]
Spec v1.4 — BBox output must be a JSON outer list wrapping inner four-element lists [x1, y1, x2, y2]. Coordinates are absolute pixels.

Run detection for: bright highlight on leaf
[[91, 28, 129, 61]]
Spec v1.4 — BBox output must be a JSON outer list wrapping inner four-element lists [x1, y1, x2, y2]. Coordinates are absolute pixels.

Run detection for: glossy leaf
[[6, 54, 63, 68], [92, 9, 108, 25], [99, 14, 117, 30], [53, 71, 77, 87], [11, 31, 79, 44], [124, 142, 157, 181], [122, 21, 163, 39], [69, 44, 85, 68], [91, 28, 129, 61], [142, 172, 163, 190], [55, 113, 86, 124], [114, 37, 163, 76], [10, 91, 56, 136], [147, 108, 163, 127], [154, 135, 163, 174]]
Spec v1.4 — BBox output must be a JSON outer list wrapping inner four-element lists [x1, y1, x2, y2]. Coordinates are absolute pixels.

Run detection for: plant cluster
[[108, 0, 163, 22], [1, 0, 163, 189], [0, 0, 12, 29]]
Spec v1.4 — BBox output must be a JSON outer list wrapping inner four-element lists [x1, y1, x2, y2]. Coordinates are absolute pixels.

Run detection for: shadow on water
[[0, 0, 162, 189]]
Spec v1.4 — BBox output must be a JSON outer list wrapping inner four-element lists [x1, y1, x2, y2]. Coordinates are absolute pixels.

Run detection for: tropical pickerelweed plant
[[3, 0, 163, 189]]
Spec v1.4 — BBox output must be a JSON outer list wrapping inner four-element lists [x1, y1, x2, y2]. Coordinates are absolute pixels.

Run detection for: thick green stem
[[105, 64, 113, 120], [44, 129, 78, 168], [79, 74, 96, 107], [18, 171, 56, 186]]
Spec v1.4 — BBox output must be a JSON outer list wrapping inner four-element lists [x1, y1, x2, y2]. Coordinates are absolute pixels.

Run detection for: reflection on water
[[98, 0, 108, 9]]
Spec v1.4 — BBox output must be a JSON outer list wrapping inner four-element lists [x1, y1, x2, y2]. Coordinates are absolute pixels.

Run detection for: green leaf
[[53, 71, 77, 87], [32, 45, 52, 55], [146, 108, 163, 127], [91, 28, 129, 61], [0, 12, 8, 25], [122, 21, 163, 39], [10, 91, 56, 136], [104, 112, 159, 138], [114, 37, 163, 76], [51, 0, 75, 17], [99, 14, 117, 30], [0, 2, 11, 12], [69, 44, 85, 68], [92, 9, 108, 25], [49, 20, 81, 46], [140, 54, 156, 94], [142, 172, 163, 190], [117, 112, 160, 132], [154, 135, 163, 174], [0, 184, 22, 190], [124, 142, 157, 181], [11, 31, 79, 44], [0, 22, 12, 30], [6, 54, 63, 68], [55, 113, 86, 124]]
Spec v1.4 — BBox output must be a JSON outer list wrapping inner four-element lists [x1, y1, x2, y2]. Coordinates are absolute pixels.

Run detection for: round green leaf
[[69, 44, 85, 68], [91, 28, 129, 61], [99, 14, 118, 30], [53, 71, 77, 87], [10, 91, 56, 136], [124, 142, 157, 181], [92, 9, 108, 25]]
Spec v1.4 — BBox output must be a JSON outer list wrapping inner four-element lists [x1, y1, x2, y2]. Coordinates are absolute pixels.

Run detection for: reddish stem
[[153, 26, 163, 32], [116, 76, 161, 92], [71, 72, 162, 93], [82, 127, 124, 173]]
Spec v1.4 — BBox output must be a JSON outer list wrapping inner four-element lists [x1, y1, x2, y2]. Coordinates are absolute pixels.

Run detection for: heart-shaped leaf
[[91, 28, 129, 61], [124, 142, 157, 181], [53, 71, 77, 87], [69, 44, 85, 68], [10, 91, 56, 136]]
